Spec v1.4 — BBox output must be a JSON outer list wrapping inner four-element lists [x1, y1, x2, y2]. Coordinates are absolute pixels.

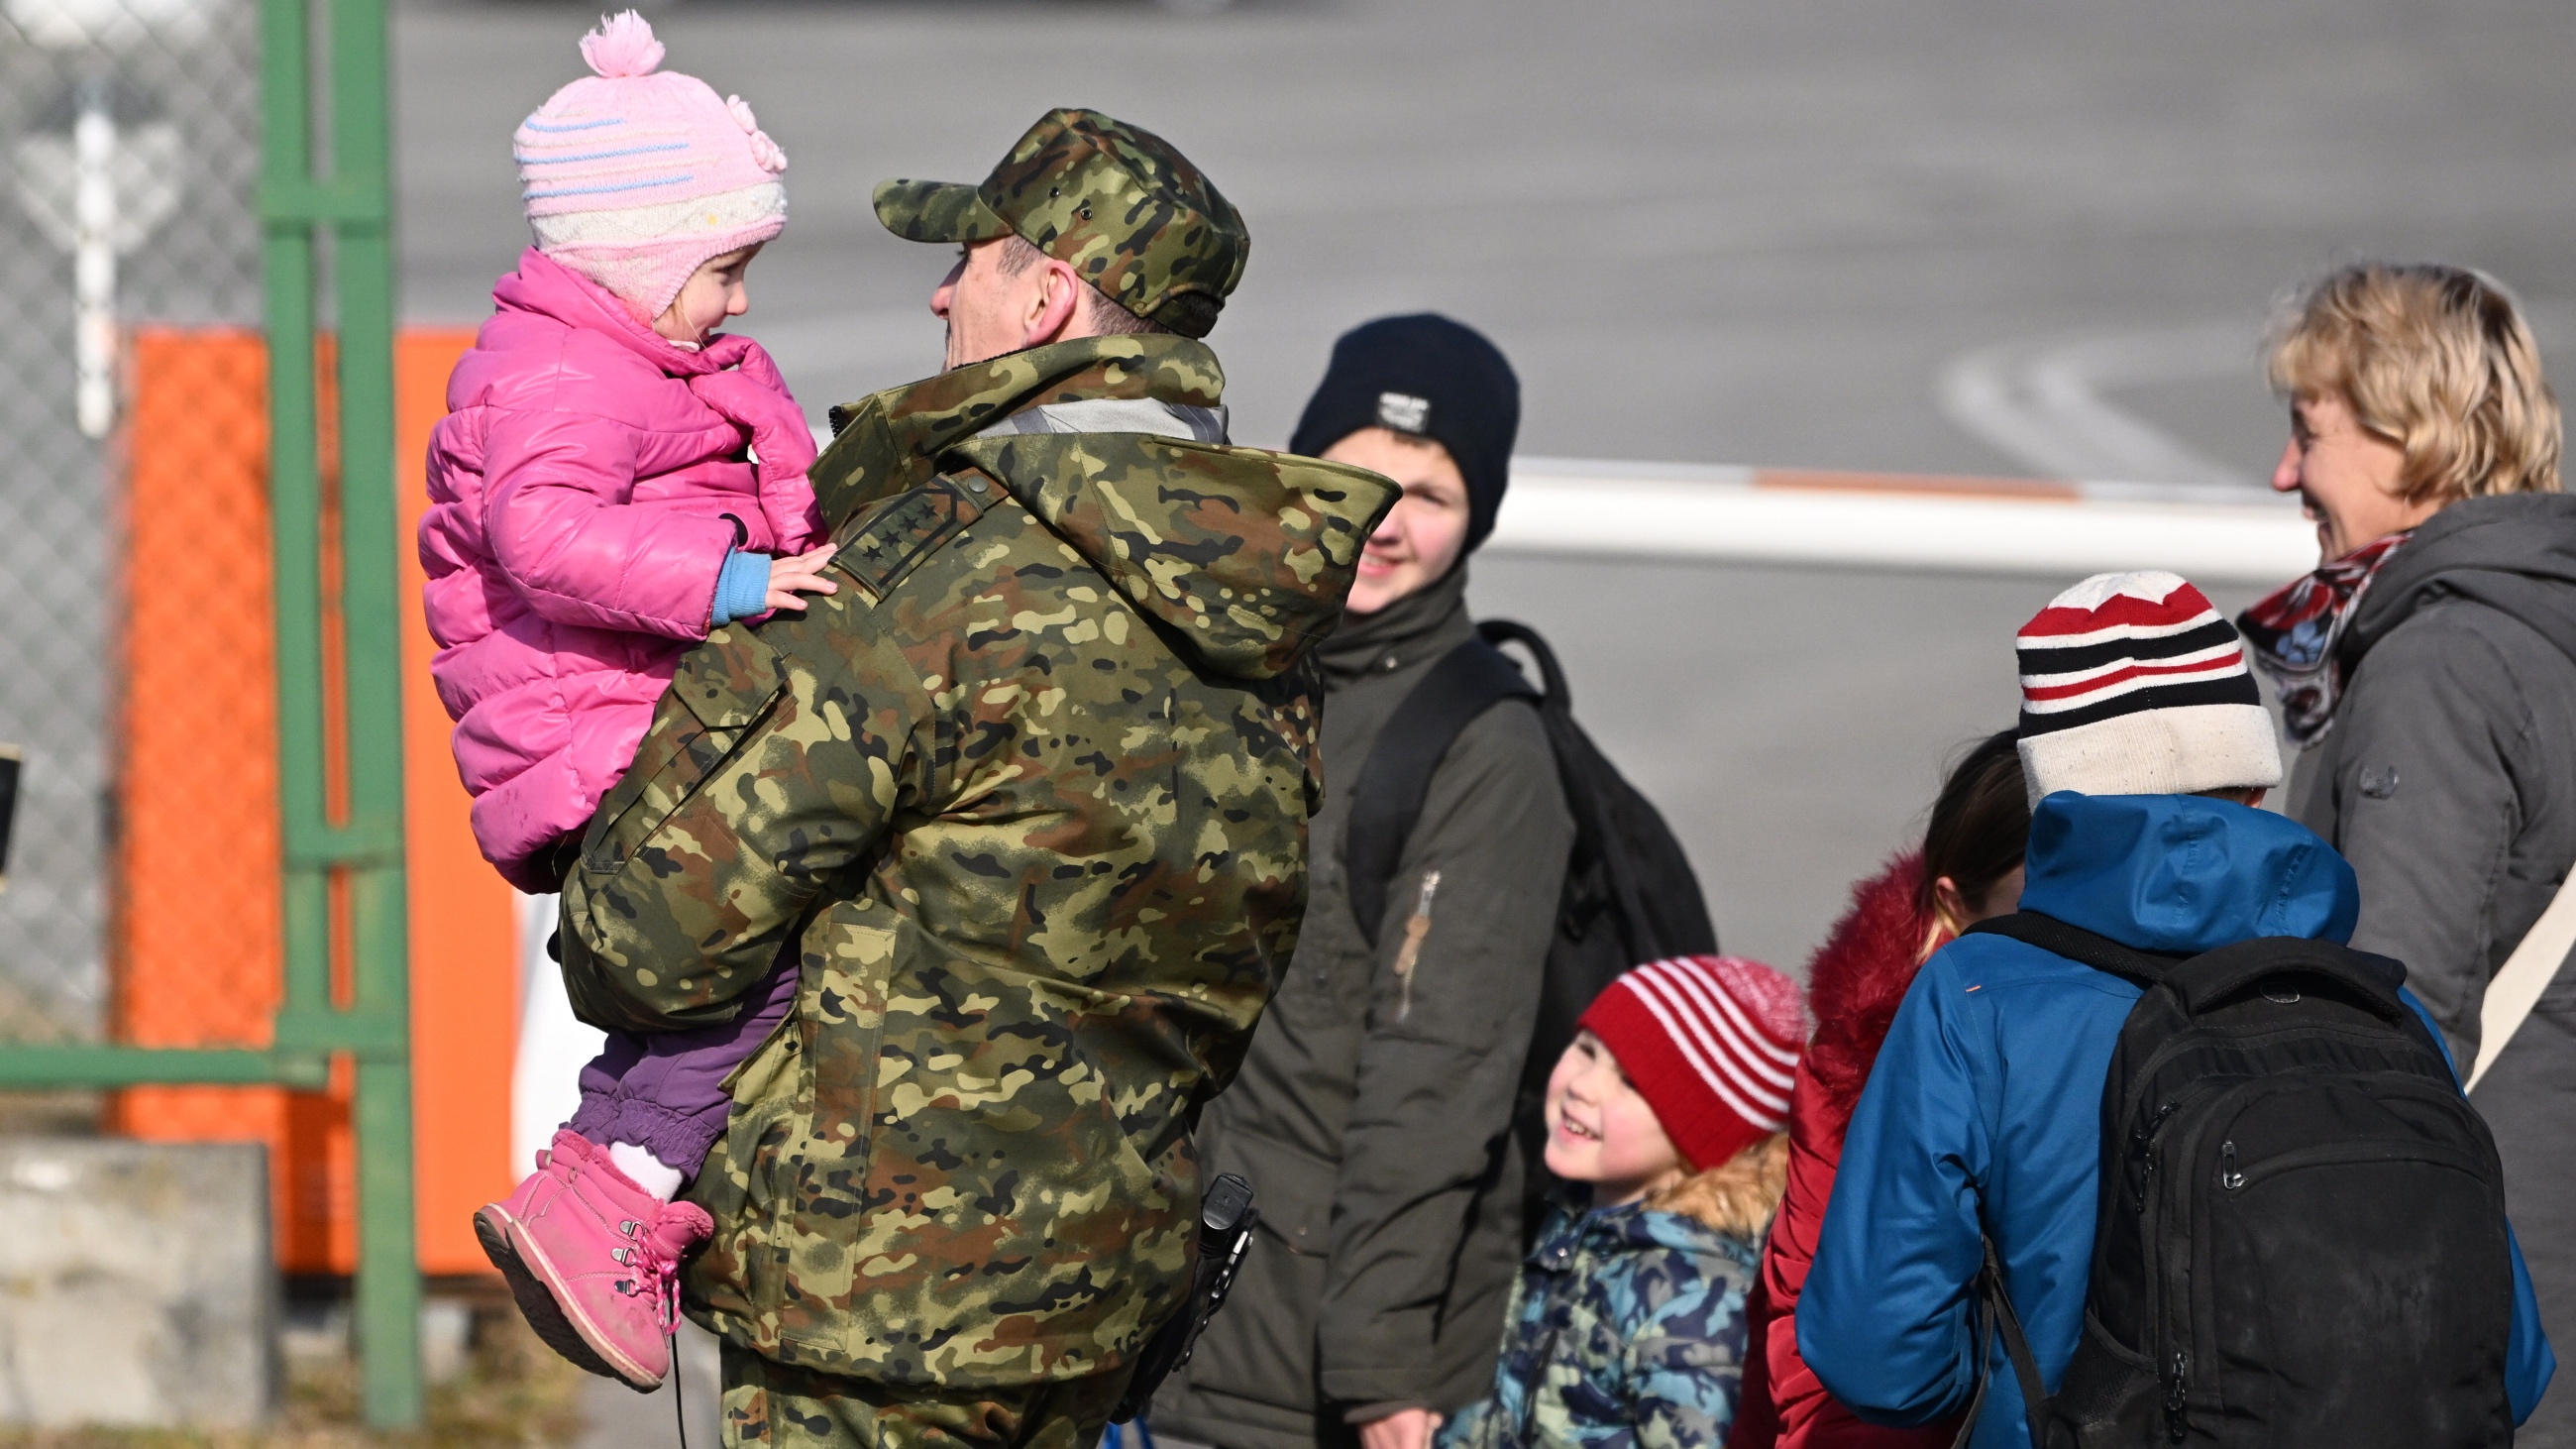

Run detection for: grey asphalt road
[[581, 1320, 722, 1448], [395, 0, 2576, 969]]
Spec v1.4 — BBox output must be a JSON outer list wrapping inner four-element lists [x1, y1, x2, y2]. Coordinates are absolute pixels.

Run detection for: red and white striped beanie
[[2016, 571, 2282, 802], [1576, 955, 1803, 1172], [515, 12, 789, 322]]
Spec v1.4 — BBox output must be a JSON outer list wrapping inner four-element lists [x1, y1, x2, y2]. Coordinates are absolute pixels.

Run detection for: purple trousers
[[566, 949, 801, 1175]]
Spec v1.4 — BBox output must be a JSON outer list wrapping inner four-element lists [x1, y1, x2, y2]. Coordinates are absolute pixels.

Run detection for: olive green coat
[[558, 334, 1396, 1390], [1155, 568, 1576, 1449]]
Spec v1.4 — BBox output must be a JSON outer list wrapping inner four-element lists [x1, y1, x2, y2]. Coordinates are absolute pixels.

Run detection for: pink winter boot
[[473, 1129, 713, 1391]]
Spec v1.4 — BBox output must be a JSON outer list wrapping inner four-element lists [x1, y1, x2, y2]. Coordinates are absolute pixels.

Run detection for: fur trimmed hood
[[1650, 1131, 1788, 1240], [1802, 851, 1941, 1131]]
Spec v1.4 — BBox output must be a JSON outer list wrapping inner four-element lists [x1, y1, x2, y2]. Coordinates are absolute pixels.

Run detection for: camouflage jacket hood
[[818, 333, 1391, 680]]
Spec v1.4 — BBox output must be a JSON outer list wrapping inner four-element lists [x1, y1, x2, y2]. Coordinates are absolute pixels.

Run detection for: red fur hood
[[1802, 851, 1942, 1132]]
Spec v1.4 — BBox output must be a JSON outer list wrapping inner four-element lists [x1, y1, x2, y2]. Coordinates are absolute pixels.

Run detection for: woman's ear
[[1931, 874, 1970, 936]]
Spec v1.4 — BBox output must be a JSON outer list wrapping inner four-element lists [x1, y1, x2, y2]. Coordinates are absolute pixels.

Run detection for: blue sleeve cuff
[[709, 550, 771, 626], [2507, 1219, 2556, 1423]]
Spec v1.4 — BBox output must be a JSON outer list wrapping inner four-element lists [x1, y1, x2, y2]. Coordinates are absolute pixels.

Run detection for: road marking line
[[1939, 323, 2262, 490]]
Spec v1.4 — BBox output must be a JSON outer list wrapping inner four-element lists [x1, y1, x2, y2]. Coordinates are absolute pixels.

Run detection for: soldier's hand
[[1357, 1406, 1443, 1449], [764, 544, 841, 613]]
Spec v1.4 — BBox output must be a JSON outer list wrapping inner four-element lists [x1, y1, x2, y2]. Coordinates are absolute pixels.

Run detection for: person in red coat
[[1727, 730, 2027, 1449]]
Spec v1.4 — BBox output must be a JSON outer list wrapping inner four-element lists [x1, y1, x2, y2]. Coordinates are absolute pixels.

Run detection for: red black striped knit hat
[[1576, 955, 1803, 1172], [2016, 571, 2282, 802]]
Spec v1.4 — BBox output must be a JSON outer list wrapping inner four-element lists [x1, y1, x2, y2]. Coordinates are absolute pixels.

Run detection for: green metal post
[[2, 0, 422, 1425], [261, 0, 422, 1426]]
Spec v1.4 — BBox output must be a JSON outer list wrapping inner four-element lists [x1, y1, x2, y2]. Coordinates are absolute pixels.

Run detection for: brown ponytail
[[1914, 729, 2030, 947]]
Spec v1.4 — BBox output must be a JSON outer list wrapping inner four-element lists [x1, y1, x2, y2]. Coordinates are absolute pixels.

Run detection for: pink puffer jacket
[[420, 248, 821, 892]]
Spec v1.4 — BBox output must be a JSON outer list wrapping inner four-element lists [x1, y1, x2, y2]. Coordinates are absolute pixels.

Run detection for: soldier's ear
[[1024, 258, 1086, 349]]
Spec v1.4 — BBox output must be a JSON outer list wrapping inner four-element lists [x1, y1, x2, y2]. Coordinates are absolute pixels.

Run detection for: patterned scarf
[[2238, 531, 2412, 745]]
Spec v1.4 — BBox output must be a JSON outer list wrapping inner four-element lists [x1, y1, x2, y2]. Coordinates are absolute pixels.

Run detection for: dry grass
[[0, 1310, 590, 1449], [0, 1090, 101, 1137]]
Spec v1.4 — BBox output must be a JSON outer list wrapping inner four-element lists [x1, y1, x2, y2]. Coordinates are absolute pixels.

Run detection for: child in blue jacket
[[1441, 955, 1804, 1449], [1797, 571, 2553, 1448]]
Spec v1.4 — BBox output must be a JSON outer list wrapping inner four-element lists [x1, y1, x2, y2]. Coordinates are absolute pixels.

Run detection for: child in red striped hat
[[1441, 956, 1804, 1449]]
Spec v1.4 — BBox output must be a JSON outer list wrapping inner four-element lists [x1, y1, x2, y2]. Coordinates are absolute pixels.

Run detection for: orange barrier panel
[[112, 328, 332, 1267], [394, 327, 515, 1277], [114, 325, 508, 1277]]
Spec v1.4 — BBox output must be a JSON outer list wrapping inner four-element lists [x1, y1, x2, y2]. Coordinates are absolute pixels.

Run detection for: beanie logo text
[[1376, 390, 1431, 433]]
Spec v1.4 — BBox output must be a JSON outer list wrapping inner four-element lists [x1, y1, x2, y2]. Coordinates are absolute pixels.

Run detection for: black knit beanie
[[1288, 314, 1520, 554]]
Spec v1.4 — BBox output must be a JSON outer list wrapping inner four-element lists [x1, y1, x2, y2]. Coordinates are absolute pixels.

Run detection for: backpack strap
[[2471, 875, 2576, 1090], [1972, 916, 2420, 1029], [1476, 618, 1570, 707], [1954, 1236, 2056, 1449], [1963, 911, 2183, 988], [1345, 636, 1540, 948]]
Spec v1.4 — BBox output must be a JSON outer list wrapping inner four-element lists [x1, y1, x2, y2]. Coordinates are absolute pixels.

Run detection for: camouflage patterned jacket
[[1438, 1197, 1762, 1449], [556, 333, 1396, 1388]]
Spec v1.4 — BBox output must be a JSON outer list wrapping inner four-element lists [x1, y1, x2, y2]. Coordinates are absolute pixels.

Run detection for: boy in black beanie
[[1288, 313, 1520, 612], [1157, 314, 1572, 1449]]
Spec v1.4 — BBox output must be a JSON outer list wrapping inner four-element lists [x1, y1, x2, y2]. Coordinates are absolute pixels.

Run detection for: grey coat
[[2288, 492, 2576, 1448], [1156, 565, 1576, 1449]]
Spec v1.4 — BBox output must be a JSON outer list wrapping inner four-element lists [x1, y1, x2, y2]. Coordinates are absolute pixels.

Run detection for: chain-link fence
[[1, 0, 261, 1042]]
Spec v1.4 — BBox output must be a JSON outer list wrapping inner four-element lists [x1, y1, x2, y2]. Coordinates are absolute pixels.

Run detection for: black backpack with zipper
[[1345, 618, 1718, 1241], [1959, 911, 2516, 1449]]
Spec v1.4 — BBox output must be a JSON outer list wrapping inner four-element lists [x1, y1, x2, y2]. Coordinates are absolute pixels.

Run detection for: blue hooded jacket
[[1797, 793, 2553, 1448]]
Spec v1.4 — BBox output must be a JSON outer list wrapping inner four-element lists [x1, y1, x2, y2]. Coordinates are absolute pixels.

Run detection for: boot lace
[[613, 1215, 688, 1333]]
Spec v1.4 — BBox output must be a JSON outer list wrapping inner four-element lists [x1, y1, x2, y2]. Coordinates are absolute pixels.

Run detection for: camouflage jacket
[[1438, 1196, 1762, 1449], [556, 334, 1396, 1388]]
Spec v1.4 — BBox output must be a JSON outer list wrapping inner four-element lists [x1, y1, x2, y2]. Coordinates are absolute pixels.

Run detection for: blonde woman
[[2240, 262, 2576, 1449]]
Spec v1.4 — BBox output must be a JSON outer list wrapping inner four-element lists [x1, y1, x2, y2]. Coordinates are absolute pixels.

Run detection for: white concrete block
[[0, 1140, 277, 1427]]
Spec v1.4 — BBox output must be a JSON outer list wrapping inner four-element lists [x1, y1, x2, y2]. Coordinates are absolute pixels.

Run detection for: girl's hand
[[763, 544, 841, 613]]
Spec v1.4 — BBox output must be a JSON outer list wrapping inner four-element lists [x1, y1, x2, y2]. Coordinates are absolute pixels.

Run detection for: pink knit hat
[[514, 12, 789, 322], [1577, 955, 1804, 1172]]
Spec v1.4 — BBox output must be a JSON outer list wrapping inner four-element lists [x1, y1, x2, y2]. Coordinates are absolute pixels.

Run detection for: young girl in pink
[[417, 12, 831, 1391]]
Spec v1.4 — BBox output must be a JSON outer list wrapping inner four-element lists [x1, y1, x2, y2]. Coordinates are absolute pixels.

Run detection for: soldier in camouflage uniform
[[556, 108, 1399, 1449]]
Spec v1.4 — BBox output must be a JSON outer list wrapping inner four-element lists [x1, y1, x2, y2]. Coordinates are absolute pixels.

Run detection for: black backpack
[[1959, 911, 2516, 1449], [1345, 619, 1718, 1239]]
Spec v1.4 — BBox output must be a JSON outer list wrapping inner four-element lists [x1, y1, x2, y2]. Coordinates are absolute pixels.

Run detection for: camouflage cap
[[873, 108, 1248, 339]]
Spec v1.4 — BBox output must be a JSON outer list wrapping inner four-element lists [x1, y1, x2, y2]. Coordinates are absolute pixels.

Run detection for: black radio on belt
[[1112, 1171, 1260, 1423], [0, 744, 19, 893]]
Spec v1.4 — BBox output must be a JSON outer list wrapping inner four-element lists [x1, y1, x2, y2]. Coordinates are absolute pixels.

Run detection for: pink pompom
[[579, 10, 664, 79], [726, 96, 788, 173]]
